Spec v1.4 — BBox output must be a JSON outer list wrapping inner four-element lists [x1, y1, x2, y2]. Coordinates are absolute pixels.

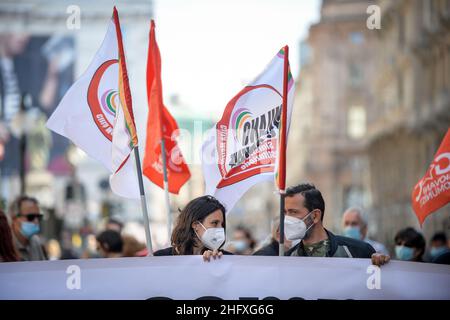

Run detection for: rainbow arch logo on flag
[[231, 108, 253, 145]]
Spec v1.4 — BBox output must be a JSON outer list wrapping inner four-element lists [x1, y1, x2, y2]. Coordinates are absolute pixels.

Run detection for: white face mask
[[196, 222, 225, 250], [284, 210, 315, 240]]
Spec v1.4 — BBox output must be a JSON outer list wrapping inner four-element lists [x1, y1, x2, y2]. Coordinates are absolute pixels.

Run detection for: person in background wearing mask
[[284, 183, 389, 266], [0, 210, 20, 262], [253, 217, 297, 256], [154, 195, 231, 261], [227, 225, 256, 255], [8, 195, 46, 261], [428, 232, 449, 262], [341, 207, 389, 255], [96, 230, 123, 258], [394, 227, 425, 262]]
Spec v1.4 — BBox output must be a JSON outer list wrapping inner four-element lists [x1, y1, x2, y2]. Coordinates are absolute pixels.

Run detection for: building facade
[[367, 0, 450, 248], [290, 0, 450, 250], [288, 0, 376, 234]]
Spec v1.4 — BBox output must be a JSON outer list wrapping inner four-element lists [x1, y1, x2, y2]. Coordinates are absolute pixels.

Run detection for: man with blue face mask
[[8, 195, 46, 261], [428, 232, 449, 262], [284, 183, 390, 266], [341, 207, 389, 255]]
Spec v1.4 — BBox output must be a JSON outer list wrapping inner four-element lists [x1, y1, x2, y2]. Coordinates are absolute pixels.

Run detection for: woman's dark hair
[[0, 210, 20, 262], [395, 227, 426, 261], [171, 195, 226, 255]]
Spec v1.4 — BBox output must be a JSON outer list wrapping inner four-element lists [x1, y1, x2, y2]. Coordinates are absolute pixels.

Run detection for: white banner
[[0, 256, 449, 300]]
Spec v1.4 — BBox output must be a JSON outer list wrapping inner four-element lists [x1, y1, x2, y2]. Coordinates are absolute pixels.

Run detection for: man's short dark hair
[[96, 230, 123, 253], [286, 183, 325, 221], [431, 232, 447, 244]]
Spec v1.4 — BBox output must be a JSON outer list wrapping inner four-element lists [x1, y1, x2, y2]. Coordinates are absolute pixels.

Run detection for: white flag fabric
[[46, 16, 139, 198], [201, 49, 295, 212]]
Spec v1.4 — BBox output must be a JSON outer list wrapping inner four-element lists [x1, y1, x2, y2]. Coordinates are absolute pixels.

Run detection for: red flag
[[143, 20, 190, 194], [412, 128, 450, 225]]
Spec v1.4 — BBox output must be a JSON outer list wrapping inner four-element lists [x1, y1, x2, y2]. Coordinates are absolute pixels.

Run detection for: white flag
[[201, 48, 295, 212], [46, 10, 139, 198]]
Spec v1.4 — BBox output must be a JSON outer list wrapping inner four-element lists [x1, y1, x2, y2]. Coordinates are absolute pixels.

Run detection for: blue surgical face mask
[[395, 245, 414, 261], [233, 240, 248, 253], [20, 221, 40, 239], [343, 226, 361, 240], [430, 246, 448, 259]]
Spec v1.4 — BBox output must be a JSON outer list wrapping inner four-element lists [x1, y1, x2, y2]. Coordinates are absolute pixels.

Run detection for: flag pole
[[160, 138, 172, 243], [133, 147, 153, 255], [279, 192, 286, 256], [113, 7, 153, 255], [279, 45, 289, 257]]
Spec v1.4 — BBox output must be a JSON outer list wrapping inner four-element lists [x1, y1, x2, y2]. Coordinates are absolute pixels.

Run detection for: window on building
[[344, 185, 365, 210], [349, 63, 363, 87], [347, 105, 366, 139], [397, 73, 404, 106], [349, 32, 364, 45], [441, 0, 450, 18], [299, 41, 312, 68], [423, 0, 437, 31], [398, 12, 405, 48]]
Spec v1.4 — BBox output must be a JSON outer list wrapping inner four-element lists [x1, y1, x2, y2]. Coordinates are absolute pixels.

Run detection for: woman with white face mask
[[154, 196, 231, 260]]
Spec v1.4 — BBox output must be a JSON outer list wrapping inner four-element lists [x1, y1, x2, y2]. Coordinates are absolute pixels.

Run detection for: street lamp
[[9, 93, 37, 194]]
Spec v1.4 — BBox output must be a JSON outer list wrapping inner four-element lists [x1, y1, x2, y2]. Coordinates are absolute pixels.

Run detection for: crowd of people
[[1, 183, 449, 266]]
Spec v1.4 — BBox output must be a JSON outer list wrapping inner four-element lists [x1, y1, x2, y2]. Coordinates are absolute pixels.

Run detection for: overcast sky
[[154, 0, 320, 115]]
